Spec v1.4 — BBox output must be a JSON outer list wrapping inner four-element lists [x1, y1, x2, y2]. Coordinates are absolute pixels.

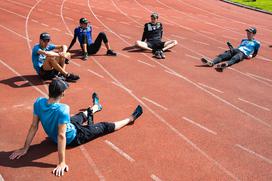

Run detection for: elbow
[[58, 133, 66, 140]]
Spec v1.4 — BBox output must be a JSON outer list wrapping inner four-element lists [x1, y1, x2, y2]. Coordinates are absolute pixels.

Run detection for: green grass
[[230, 0, 272, 12]]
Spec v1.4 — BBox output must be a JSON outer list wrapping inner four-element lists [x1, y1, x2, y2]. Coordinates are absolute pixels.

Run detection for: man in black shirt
[[135, 13, 177, 59]]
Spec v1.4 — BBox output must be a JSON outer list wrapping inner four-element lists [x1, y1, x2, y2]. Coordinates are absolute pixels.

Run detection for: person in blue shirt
[[68, 18, 117, 60], [201, 27, 261, 71], [9, 78, 143, 177], [32, 32, 80, 82]]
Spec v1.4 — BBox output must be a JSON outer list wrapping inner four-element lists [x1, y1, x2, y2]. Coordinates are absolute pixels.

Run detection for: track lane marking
[[105, 140, 135, 162], [182, 117, 217, 135]]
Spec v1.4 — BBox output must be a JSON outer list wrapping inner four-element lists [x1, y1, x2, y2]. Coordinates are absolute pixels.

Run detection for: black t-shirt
[[141, 22, 163, 42]]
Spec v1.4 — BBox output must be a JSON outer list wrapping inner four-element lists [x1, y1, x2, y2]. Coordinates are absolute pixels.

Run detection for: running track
[[0, 0, 271, 180]]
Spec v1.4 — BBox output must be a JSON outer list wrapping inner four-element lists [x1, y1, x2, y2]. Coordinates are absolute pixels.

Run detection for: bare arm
[[52, 124, 69, 176], [9, 115, 39, 159], [67, 33, 77, 51]]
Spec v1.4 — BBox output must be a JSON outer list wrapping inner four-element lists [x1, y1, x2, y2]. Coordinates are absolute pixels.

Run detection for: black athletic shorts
[[39, 67, 59, 80], [147, 41, 165, 50], [69, 113, 115, 146]]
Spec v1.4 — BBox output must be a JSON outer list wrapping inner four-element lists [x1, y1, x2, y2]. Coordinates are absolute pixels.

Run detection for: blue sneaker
[[92, 92, 102, 112]]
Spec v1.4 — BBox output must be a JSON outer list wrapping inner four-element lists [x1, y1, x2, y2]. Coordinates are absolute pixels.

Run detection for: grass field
[[231, 0, 272, 12]]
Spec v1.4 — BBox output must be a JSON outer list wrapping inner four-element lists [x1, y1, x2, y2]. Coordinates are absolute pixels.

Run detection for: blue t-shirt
[[74, 25, 93, 45], [32, 43, 56, 74], [238, 39, 260, 57], [33, 97, 76, 145]]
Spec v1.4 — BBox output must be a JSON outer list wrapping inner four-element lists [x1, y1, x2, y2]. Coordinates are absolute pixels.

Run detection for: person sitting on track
[[67, 17, 117, 60], [201, 27, 260, 71], [32, 32, 80, 82], [135, 12, 178, 59], [9, 78, 143, 177]]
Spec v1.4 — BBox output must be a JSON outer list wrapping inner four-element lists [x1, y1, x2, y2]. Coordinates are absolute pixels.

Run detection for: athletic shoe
[[160, 50, 166, 59], [154, 50, 162, 59], [217, 62, 228, 68], [201, 58, 214, 67], [129, 105, 143, 125], [65, 73, 80, 82], [83, 52, 88, 61], [92, 92, 102, 112], [106, 49, 117, 56]]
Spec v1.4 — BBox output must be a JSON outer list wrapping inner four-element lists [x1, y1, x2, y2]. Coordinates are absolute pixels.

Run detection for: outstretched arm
[[9, 115, 40, 160], [67, 32, 77, 51], [53, 124, 69, 177]]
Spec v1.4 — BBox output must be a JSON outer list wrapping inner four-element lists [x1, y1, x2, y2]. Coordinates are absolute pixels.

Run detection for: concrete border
[[220, 0, 272, 15]]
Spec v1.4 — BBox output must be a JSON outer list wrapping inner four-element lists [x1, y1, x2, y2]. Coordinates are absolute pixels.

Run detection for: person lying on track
[[201, 27, 260, 71], [67, 17, 117, 60], [135, 12, 178, 59], [32, 32, 80, 82], [9, 78, 143, 177]]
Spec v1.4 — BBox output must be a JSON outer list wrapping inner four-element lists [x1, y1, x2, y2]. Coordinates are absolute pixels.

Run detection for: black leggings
[[69, 112, 115, 146], [82, 32, 108, 55], [213, 48, 247, 66]]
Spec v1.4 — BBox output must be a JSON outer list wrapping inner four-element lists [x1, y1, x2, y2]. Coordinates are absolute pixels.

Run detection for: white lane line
[[13, 104, 25, 108], [192, 40, 209, 46], [198, 82, 224, 94], [222, 35, 237, 40], [63, 6, 70, 10], [199, 30, 215, 35], [142, 97, 168, 111], [182, 117, 217, 135], [111, 81, 132, 93], [131, 15, 142, 19], [40, 23, 49, 27], [185, 54, 199, 60], [258, 56, 272, 62], [55, 13, 61, 17], [117, 51, 130, 58], [238, 98, 270, 112], [247, 73, 272, 82], [37, 8, 44, 12], [31, 19, 39, 23], [0, 24, 32, 41], [0, 7, 26, 18], [120, 21, 130, 25], [64, 16, 74, 21], [65, 32, 73, 36], [104, 140, 135, 162], [7, 0, 32, 8], [135, 25, 142, 29], [79, 146, 105, 181], [51, 27, 61, 31], [87, 69, 104, 78], [150, 174, 162, 181], [69, 60, 80, 67], [164, 69, 176, 76], [236, 144, 272, 165], [0, 174, 4, 181], [46, 11, 53, 15], [229, 67, 272, 88], [137, 60, 155, 68], [171, 34, 186, 40], [119, 33, 132, 39]]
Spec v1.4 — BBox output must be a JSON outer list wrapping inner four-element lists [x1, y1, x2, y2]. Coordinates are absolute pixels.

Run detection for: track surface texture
[[0, 0, 271, 180]]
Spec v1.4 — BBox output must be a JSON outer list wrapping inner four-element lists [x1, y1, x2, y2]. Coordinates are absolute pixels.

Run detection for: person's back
[[33, 97, 76, 144]]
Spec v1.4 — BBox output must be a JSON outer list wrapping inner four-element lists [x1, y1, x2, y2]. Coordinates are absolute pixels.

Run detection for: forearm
[[23, 125, 38, 150], [68, 39, 76, 51], [57, 135, 66, 164], [62, 45, 68, 53]]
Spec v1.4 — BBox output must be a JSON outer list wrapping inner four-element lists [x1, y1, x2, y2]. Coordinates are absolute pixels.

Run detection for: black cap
[[246, 27, 257, 34], [49, 78, 69, 98], [79, 17, 89, 24], [40, 32, 51, 40], [151, 12, 159, 19]]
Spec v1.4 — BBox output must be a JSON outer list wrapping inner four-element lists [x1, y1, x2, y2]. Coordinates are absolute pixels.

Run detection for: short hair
[[48, 79, 69, 98]]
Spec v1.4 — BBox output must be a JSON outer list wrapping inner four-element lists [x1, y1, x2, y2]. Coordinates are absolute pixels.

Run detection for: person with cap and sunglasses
[[9, 78, 143, 177], [201, 27, 261, 71], [32, 32, 80, 82], [135, 12, 178, 59], [67, 17, 117, 60]]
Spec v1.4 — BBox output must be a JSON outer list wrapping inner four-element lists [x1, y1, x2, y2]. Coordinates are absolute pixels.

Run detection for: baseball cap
[[40, 32, 51, 40], [49, 78, 69, 98], [151, 12, 159, 19], [79, 17, 89, 24], [246, 27, 257, 34]]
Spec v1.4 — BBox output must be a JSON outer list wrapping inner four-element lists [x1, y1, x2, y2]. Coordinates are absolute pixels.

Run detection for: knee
[[99, 32, 106, 37]]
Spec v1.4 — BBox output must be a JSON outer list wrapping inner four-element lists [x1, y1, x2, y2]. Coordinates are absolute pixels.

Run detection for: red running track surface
[[0, 0, 271, 180]]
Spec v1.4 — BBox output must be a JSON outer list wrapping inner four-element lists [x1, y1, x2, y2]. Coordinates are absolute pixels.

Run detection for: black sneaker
[[154, 50, 162, 59], [106, 49, 117, 56], [201, 58, 214, 67], [65, 73, 80, 82], [92, 92, 102, 112], [129, 105, 143, 125], [83, 52, 88, 61], [160, 50, 165, 59]]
